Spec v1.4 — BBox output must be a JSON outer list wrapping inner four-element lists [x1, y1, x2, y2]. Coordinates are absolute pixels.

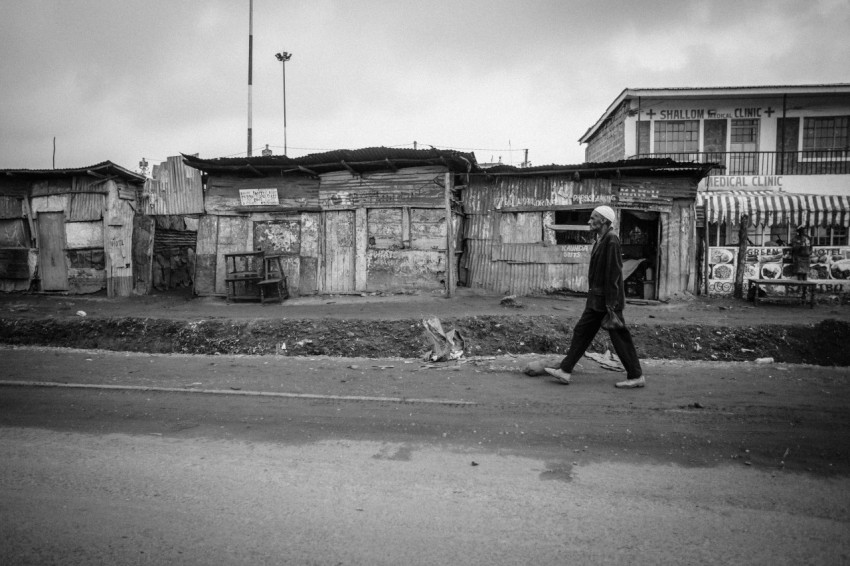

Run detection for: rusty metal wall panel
[[65, 221, 103, 249], [0, 219, 27, 247], [193, 215, 218, 296], [464, 176, 611, 212], [319, 166, 446, 209], [367, 208, 403, 248], [254, 218, 301, 255], [142, 156, 205, 215], [410, 208, 444, 249], [498, 211, 542, 243], [68, 193, 104, 221], [365, 249, 445, 292], [463, 239, 588, 295], [464, 213, 494, 240], [491, 243, 591, 265], [0, 196, 22, 219]]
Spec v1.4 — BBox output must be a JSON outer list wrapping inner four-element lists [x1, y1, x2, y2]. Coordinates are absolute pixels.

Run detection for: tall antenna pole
[[247, 0, 253, 156], [275, 51, 293, 155]]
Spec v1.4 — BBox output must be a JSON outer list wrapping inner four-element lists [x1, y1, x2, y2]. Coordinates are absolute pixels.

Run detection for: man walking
[[545, 206, 645, 389]]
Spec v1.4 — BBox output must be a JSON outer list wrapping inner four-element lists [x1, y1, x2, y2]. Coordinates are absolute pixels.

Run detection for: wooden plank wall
[[193, 167, 457, 296], [194, 215, 219, 296], [104, 180, 134, 297], [205, 176, 320, 213]]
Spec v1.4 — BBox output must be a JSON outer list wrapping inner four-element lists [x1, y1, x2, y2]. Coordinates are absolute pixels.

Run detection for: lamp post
[[274, 51, 292, 155]]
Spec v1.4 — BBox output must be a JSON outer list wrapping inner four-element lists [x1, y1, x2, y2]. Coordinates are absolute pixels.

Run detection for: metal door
[[37, 212, 68, 291], [324, 211, 355, 292]]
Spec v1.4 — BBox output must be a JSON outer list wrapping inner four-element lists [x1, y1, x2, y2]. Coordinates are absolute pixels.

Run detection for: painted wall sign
[[239, 188, 279, 206], [707, 245, 850, 296], [641, 107, 776, 120], [319, 186, 443, 208], [705, 176, 784, 190]]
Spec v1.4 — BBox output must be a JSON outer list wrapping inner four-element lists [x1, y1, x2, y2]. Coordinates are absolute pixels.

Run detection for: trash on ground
[[500, 295, 525, 308], [76, 311, 87, 317], [523, 355, 563, 376], [584, 350, 625, 372], [755, 357, 775, 364], [422, 316, 465, 362]]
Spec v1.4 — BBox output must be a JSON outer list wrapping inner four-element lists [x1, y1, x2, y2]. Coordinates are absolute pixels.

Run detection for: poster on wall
[[707, 246, 850, 295]]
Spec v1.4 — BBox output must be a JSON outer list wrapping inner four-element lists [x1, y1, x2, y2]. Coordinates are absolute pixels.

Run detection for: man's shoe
[[615, 376, 645, 389], [544, 368, 571, 384]]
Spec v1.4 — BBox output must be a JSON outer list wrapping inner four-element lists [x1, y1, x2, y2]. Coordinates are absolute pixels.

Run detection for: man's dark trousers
[[559, 307, 643, 380]]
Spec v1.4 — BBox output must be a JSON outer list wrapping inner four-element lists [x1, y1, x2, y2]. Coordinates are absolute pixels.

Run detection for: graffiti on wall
[[707, 246, 850, 295]]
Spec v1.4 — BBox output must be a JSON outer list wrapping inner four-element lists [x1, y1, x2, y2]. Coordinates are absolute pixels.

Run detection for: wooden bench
[[748, 278, 817, 308]]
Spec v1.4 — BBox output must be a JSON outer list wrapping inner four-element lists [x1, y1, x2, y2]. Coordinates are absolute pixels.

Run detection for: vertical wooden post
[[444, 171, 455, 298], [703, 203, 710, 296], [733, 214, 748, 299]]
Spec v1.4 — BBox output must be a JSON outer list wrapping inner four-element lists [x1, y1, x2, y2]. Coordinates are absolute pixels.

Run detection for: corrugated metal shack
[[0, 162, 146, 296], [182, 148, 474, 297], [135, 156, 204, 294], [461, 159, 715, 300]]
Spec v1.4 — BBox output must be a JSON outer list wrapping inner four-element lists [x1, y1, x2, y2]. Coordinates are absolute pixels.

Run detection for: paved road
[[1, 346, 848, 565]]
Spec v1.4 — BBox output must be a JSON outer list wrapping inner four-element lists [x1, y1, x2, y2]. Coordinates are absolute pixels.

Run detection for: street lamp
[[274, 51, 292, 155]]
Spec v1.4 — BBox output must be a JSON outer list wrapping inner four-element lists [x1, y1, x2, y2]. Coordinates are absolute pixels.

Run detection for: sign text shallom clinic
[[640, 107, 776, 120], [706, 176, 783, 189]]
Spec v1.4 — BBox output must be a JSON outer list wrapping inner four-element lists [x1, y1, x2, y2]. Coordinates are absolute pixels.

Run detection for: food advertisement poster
[[707, 246, 850, 295]]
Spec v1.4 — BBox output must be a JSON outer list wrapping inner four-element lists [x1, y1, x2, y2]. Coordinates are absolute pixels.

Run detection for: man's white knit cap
[[593, 205, 617, 224]]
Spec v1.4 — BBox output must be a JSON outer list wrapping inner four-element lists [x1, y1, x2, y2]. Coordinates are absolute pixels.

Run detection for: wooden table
[[748, 278, 817, 308], [224, 251, 264, 302]]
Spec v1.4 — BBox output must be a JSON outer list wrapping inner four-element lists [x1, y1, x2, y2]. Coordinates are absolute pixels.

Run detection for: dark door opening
[[619, 210, 660, 300]]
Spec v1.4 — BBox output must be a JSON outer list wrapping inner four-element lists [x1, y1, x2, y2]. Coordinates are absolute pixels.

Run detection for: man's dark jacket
[[586, 228, 625, 312]]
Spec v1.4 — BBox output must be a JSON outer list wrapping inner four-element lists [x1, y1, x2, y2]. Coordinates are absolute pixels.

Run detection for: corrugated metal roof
[[0, 161, 146, 184], [182, 147, 478, 176], [477, 158, 717, 178]]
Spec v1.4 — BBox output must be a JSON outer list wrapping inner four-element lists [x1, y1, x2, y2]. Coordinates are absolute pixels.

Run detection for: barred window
[[654, 121, 699, 153]]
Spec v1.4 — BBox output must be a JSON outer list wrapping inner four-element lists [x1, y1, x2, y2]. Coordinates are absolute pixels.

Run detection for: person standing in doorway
[[545, 206, 645, 389]]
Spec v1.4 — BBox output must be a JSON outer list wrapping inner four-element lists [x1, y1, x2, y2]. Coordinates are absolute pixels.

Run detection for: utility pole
[[275, 51, 293, 155], [247, 0, 253, 156]]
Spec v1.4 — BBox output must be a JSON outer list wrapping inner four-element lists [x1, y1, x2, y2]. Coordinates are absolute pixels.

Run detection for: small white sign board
[[239, 188, 279, 206]]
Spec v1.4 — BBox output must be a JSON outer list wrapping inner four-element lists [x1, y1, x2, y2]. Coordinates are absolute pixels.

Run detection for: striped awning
[[696, 190, 850, 227]]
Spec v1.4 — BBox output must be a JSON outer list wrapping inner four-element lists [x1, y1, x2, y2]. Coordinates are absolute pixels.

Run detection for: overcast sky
[[1, 0, 848, 173]]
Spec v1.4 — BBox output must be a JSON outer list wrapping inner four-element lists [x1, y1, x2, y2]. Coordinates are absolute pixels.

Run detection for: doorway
[[37, 212, 69, 291], [619, 210, 659, 300], [324, 211, 355, 293]]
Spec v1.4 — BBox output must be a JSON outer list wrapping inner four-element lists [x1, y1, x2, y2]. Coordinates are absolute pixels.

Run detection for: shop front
[[698, 190, 850, 296], [461, 159, 713, 299]]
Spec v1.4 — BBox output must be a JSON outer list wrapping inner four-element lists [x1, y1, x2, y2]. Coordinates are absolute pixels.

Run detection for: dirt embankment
[[1, 315, 848, 366]]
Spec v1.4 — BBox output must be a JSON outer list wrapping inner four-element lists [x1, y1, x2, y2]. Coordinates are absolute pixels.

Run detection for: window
[[708, 222, 728, 246], [654, 121, 699, 154], [731, 119, 759, 145], [803, 116, 849, 151], [812, 225, 849, 246], [745, 223, 766, 247], [729, 119, 759, 174], [802, 116, 849, 160], [812, 226, 830, 246], [553, 209, 594, 245]]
